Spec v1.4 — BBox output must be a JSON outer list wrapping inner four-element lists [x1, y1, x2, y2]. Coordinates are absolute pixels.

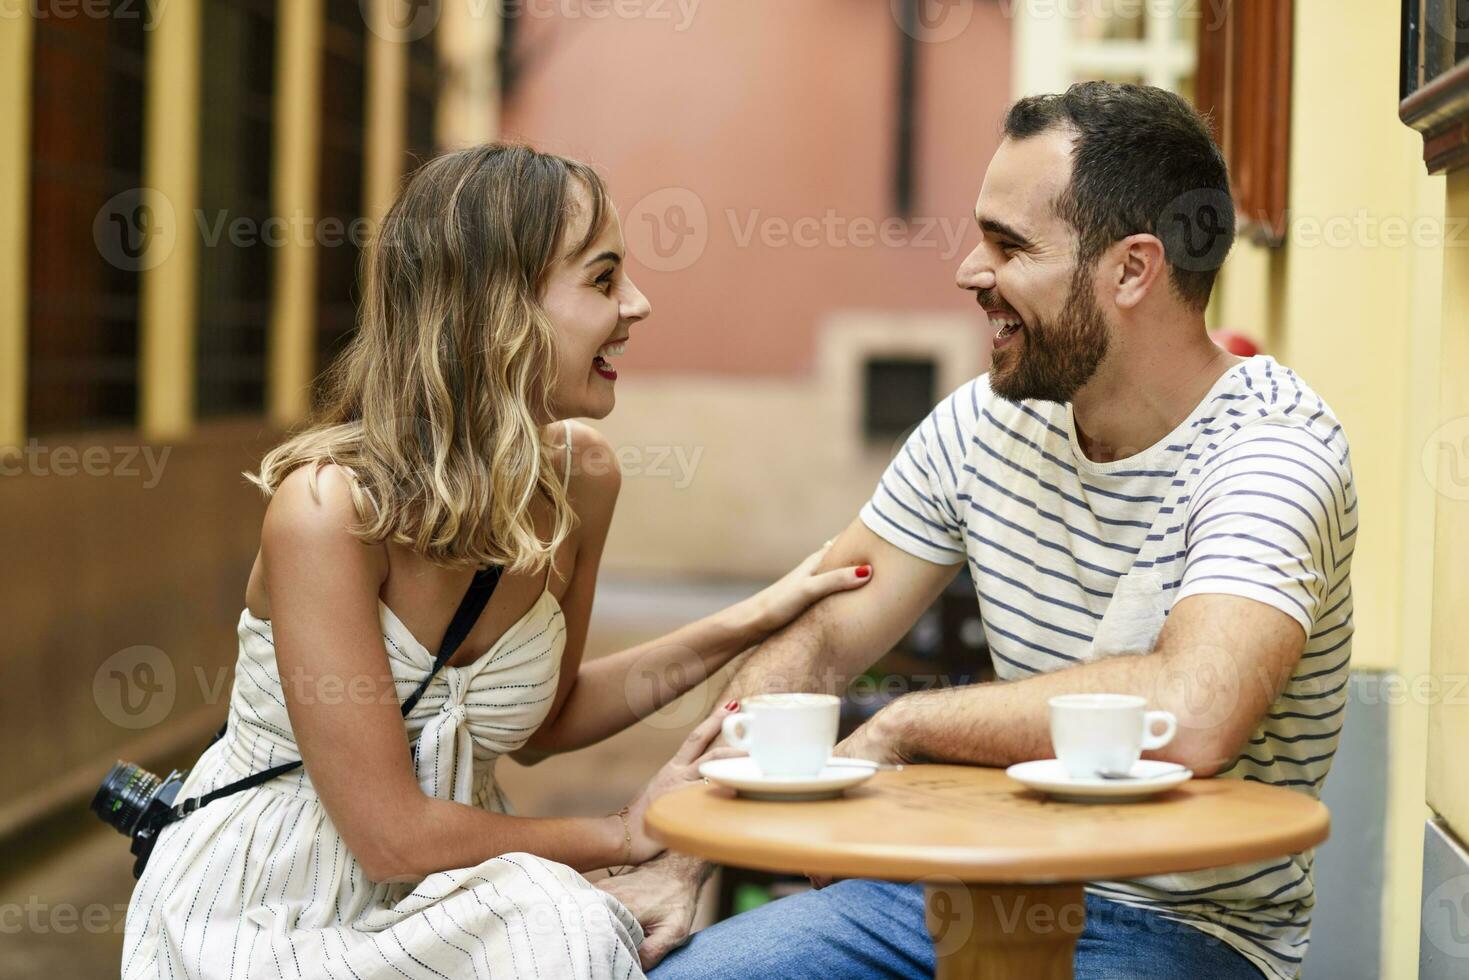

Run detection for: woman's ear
[[1113, 234, 1167, 310]]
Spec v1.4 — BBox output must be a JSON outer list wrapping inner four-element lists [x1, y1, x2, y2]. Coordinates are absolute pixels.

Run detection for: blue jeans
[[652, 880, 1264, 980]]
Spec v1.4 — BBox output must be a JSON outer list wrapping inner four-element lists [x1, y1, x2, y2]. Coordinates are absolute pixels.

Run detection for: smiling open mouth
[[593, 340, 625, 381], [988, 310, 1024, 350]]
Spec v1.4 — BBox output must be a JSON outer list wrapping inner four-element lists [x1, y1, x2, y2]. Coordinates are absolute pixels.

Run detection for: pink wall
[[502, 0, 1012, 376]]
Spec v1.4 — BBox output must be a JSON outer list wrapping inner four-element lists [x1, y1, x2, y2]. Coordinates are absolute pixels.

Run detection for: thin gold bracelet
[[607, 805, 633, 876]]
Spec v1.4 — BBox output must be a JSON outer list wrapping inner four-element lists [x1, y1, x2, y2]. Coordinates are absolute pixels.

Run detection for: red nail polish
[[856, 565, 871, 579], [725, 700, 739, 711]]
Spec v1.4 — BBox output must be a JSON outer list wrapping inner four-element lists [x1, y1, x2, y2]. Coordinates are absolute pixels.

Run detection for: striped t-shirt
[[860, 354, 1356, 980]]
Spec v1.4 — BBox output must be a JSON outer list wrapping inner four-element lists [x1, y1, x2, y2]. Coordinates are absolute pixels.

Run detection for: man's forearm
[[717, 600, 868, 703], [875, 643, 1268, 777]]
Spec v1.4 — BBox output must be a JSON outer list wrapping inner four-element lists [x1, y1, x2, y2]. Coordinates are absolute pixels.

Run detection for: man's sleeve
[[1176, 423, 1356, 635], [858, 393, 969, 567]]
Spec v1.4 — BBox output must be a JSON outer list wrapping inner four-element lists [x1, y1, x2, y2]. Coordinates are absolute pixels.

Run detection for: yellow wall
[[1427, 168, 1469, 843], [1211, 2, 1444, 976]]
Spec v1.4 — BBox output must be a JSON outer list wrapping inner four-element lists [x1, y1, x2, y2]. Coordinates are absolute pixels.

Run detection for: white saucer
[[1005, 759, 1192, 803], [698, 756, 879, 801]]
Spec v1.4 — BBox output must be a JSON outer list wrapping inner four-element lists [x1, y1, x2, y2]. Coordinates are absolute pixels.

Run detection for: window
[[1194, 0, 1294, 242], [1401, 0, 1469, 173], [863, 358, 937, 443], [315, 0, 368, 394], [196, 0, 276, 417], [1014, 0, 1200, 99], [27, 3, 148, 433]]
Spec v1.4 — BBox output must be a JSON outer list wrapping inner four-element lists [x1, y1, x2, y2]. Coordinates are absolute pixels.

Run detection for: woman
[[120, 144, 870, 979]]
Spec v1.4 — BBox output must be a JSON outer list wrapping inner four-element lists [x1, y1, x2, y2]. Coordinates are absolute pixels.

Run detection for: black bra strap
[[164, 566, 504, 824]]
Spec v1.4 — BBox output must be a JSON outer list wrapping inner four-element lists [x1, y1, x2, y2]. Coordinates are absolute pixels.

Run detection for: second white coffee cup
[[1048, 693, 1177, 780], [722, 693, 840, 777]]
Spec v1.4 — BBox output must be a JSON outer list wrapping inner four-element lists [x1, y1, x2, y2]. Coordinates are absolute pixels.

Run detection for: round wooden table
[[646, 764, 1329, 980]]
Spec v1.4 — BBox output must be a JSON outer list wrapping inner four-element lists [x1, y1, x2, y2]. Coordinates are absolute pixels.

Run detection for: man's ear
[[1111, 234, 1167, 310]]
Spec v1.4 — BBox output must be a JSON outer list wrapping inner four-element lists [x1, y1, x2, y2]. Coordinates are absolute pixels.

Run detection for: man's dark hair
[[1003, 81, 1234, 312]]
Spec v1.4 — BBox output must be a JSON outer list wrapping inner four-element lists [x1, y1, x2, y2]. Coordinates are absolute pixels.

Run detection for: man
[[604, 82, 1355, 980]]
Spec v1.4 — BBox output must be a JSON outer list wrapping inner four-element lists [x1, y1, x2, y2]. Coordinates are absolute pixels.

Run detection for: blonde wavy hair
[[247, 143, 611, 574]]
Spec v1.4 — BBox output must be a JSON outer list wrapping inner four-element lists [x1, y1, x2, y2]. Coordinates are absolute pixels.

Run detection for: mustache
[[977, 288, 1017, 316]]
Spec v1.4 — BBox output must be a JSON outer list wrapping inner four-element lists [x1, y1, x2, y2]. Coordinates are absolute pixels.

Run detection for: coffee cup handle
[[1141, 710, 1177, 750], [722, 712, 755, 751]]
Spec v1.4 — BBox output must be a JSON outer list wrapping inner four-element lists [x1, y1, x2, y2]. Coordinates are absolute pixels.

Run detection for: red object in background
[[1211, 330, 1261, 357]]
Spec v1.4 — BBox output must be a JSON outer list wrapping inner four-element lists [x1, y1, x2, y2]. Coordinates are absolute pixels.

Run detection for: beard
[[986, 262, 1110, 405]]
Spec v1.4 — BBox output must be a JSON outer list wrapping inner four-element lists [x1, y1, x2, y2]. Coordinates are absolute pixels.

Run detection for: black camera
[[90, 760, 189, 879]]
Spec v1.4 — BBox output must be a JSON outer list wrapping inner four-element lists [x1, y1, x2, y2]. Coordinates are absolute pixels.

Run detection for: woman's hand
[[619, 703, 742, 865], [744, 540, 873, 638]]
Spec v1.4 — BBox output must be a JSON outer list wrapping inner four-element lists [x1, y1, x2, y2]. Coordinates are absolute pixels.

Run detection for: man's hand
[[832, 707, 909, 766], [596, 852, 708, 972]]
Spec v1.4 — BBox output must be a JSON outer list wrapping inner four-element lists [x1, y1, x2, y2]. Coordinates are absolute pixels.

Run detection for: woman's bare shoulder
[[261, 463, 388, 578], [562, 420, 620, 511]]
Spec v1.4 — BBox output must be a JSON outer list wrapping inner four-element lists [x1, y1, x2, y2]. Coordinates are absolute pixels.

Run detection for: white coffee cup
[[721, 693, 840, 777], [1048, 693, 1177, 780]]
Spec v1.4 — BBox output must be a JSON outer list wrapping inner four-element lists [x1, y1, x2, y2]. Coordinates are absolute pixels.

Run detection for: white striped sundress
[[122, 427, 645, 979]]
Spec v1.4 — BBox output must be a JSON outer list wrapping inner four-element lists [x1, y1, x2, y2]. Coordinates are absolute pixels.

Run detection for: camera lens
[[91, 761, 163, 835]]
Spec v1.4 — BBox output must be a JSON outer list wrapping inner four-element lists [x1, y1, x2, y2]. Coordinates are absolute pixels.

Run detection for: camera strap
[[160, 566, 505, 827]]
